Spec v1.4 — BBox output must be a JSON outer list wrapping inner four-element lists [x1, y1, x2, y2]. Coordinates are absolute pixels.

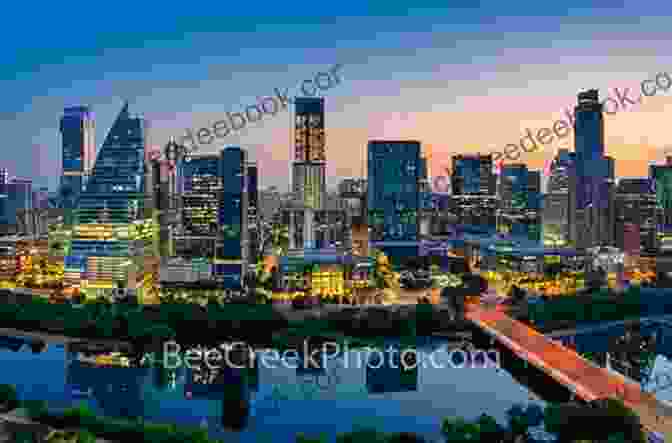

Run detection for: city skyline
[[2, 3, 672, 191]]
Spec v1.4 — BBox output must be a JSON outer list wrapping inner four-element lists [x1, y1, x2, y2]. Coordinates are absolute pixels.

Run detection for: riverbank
[[0, 410, 113, 443], [0, 298, 472, 356]]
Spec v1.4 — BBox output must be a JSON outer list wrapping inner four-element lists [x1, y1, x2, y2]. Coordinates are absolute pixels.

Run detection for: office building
[[449, 154, 497, 231], [498, 164, 541, 241], [181, 154, 221, 236], [451, 154, 496, 196], [68, 103, 155, 295], [544, 149, 575, 243], [291, 97, 326, 249], [614, 178, 656, 253], [215, 147, 248, 289], [247, 162, 259, 260], [0, 168, 7, 185], [368, 140, 421, 257], [568, 90, 615, 249], [650, 159, 672, 233], [60, 106, 95, 209], [0, 177, 33, 230]]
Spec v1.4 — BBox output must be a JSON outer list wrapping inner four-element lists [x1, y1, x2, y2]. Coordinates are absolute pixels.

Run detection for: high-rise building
[[451, 154, 496, 196], [215, 147, 248, 289], [0, 168, 8, 185], [568, 90, 615, 249], [68, 103, 153, 294], [181, 155, 221, 236], [247, 162, 259, 260], [614, 178, 656, 253], [60, 106, 95, 209], [574, 89, 604, 161], [368, 141, 421, 257], [290, 97, 327, 250], [449, 154, 497, 232], [650, 162, 672, 232], [544, 149, 575, 244], [546, 149, 574, 194], [498, 164, 541, 241]]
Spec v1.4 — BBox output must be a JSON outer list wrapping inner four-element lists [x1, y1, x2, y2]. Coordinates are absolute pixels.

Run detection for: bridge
[[466, 306, 672, 439]]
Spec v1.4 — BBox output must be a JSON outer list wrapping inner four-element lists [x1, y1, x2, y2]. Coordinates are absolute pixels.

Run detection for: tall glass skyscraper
[[215, 147, 248, 289], [569, 90, 614, 248], [181, 155, 221, 236], [451, 154, 495, 196], [68, 103, 152, 293], [368, 140, 421, 246], [499, 164, 541, 241], [247, 162, 259, 260], [60, 106, 95, 209]]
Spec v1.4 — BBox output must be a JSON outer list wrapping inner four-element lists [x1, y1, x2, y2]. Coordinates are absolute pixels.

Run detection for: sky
[[2, 0, 672, 191]]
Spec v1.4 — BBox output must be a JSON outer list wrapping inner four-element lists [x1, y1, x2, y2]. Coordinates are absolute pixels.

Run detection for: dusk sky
[[2, 1, 671, 191]]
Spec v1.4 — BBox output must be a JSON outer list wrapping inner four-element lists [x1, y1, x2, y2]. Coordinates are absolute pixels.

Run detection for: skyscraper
[[568, 90, 615, 249], [451, 154, 496, 196], [368, 140, 421, 257], [614, 178, 656, 253], [69, 103, 153, 294], [650, 162, 672, 232], [247, 162, 259, 261], [215, 147, 248, 289], [0, 177, 33, 228], [449, 154, 497, 231], [181, 154, 221, 236], [292, 97, 326, 249], [497, 165, 542, 241], [60, 106, 95, 208]]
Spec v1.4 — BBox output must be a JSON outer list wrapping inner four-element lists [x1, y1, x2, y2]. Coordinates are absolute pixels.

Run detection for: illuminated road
[[466, 306, 672, 437]]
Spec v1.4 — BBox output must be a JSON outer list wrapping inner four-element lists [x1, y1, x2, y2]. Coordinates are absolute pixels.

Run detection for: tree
[[0, 384, 19, 412], [544, 399, 646, 443]]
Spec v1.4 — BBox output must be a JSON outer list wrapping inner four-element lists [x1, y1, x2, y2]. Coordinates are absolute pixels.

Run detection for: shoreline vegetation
[[0, 383, 646, 443], [0, 285, 661, 354], [523, 286, 657, 331], [0, 296, 474, 355]]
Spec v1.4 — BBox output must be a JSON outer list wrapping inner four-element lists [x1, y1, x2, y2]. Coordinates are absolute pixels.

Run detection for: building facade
[[60, 106, 95, 209], [614, 178, 657, 253], [451, 154, 496, 196], [68, 103, 155, 295], [247, 162, 259, 261], [368, 141, 421, 257], [568, 90, 615, 249], [498, 164, 542, 242], [291, 97, 327, 250], [449, 154, 497, 232], [181, 154, 221, 236], [215, 147, 248, 289]]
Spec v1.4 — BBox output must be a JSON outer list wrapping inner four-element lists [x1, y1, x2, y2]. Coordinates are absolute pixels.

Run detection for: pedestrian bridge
[[466, 306, 671, 439]]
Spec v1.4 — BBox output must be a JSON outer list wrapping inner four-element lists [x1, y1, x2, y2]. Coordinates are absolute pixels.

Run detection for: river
[[0, 335, 553, 442]]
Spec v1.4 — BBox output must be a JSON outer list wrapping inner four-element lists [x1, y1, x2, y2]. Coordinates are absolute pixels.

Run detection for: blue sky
[[2, 0, 671, 190]]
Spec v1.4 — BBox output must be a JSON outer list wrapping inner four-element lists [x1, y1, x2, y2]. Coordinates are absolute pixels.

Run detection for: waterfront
[[0, 335, 547, 443]]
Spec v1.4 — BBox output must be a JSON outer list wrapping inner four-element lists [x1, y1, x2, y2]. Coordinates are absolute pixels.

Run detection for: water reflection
[[366, 345, 418, 394], [66, 361, 148, 419], [1, 336, 545, 443]]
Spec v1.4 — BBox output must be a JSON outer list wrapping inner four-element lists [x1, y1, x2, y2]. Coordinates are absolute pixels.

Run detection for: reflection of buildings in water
[[180, 358, 255, 431], [65, 360, 149, 418], [219, 368, 251, 431], [365, 346, 418, 394], [0, 336, 28, 352]]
